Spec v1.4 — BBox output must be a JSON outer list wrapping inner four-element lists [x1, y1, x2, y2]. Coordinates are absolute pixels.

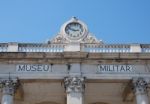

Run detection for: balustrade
[[0, 43, 8, 52], [141, 44, 150, 53], [0, 43, 150, 53], [18, 43, 65, 52], [83, 44, 130, 53]]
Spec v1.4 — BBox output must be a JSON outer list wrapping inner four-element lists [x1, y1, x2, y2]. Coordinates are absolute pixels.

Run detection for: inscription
[[16, 64, 51, 72], [97, 65, 134, 73]]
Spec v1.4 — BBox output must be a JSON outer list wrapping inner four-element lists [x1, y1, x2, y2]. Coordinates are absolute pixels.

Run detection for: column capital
[[0, 78, 20, 95], [132, 77, 148, 94], [64, 76, 85, 93]]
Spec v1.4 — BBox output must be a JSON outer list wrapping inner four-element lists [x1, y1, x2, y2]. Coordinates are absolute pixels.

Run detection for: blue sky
[[0, 0, 150, 43]]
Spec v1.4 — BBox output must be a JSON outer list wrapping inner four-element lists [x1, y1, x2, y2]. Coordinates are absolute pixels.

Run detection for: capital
[[64, 76, 85, 93], [0, 78, 20, 95], [132, 77, 148, 94]]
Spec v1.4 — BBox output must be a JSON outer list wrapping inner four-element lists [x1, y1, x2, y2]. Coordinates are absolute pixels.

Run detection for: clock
[[65, 22, 84, 39]]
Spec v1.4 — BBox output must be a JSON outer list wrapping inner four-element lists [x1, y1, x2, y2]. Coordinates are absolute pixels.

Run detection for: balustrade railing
[[141, 44, 150, 53], [18, 43, 65, 52], [0, 43, 150, 53], [83, 44, 130, 53], [0, 43, 8, 52]]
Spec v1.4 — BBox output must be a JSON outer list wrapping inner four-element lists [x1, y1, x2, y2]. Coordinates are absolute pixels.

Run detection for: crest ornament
[[48, 17, 103, 44]]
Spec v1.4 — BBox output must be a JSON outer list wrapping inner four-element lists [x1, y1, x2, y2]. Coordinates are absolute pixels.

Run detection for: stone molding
[[64, 76, 85, 93]]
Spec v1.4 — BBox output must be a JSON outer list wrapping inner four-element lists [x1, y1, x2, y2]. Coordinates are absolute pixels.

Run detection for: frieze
[[0, 64, 149, 74]]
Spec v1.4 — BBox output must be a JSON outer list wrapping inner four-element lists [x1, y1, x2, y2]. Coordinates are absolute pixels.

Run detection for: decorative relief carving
[[64, 77, 85, 93], [132, 77, 148, 94], [82, 33, 102, 44], [48, 33, 67, 44], [0, 79, 20, 95], [49, 33, 102, 44], [48, 18, 103, 44]]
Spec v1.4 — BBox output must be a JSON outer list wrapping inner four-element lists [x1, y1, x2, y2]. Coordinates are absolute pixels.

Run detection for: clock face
[[65, 22, 84, 39]]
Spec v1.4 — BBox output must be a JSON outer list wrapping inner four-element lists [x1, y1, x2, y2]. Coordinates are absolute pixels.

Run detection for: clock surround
[[60, 17, 89, 42]]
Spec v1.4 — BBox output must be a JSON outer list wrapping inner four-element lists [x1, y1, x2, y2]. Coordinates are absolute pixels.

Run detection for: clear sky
[[0, 0, 150, 44]]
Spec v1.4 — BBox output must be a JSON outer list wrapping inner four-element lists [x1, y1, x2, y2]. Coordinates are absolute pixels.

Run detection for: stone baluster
[[132, 77, 149, 104], [64, 76, 85, 104], [0, 79, 19, 104]]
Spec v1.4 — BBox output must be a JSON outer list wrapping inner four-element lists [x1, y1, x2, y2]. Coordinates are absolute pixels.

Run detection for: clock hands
[[71, 28, 79, 31], [68, 26, 79, 31], [65, 23, 83, 39]]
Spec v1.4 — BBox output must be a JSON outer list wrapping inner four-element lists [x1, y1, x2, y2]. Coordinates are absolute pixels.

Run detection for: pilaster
[[64, 76, 85, 104], [0, 78, 20, 104], [132, 77, 149, 104]]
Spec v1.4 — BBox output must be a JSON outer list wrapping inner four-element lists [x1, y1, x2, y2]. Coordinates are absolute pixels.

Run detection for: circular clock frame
[[65, 22, 84, 40], [60, 18, 89, 42]]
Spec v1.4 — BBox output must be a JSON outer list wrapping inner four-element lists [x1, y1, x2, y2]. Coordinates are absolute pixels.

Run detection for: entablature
[[0, 52, 150, 64]]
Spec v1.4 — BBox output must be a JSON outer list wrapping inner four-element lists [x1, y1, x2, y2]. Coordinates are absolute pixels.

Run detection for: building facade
[[0, 17, 150, 104]]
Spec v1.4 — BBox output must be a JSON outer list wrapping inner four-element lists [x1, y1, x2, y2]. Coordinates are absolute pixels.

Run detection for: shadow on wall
[[36, 101, 59, 104], [91, 102, 108, 104]]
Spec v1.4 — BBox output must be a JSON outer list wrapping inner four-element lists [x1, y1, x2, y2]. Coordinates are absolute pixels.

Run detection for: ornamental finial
[[71, 16, 78, 21]]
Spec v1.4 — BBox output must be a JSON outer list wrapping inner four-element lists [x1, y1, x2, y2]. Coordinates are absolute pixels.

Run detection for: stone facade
[[0, 17, 150, 104]]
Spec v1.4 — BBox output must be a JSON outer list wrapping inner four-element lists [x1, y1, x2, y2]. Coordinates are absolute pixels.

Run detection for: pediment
[[48, 17, 103, 44]]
